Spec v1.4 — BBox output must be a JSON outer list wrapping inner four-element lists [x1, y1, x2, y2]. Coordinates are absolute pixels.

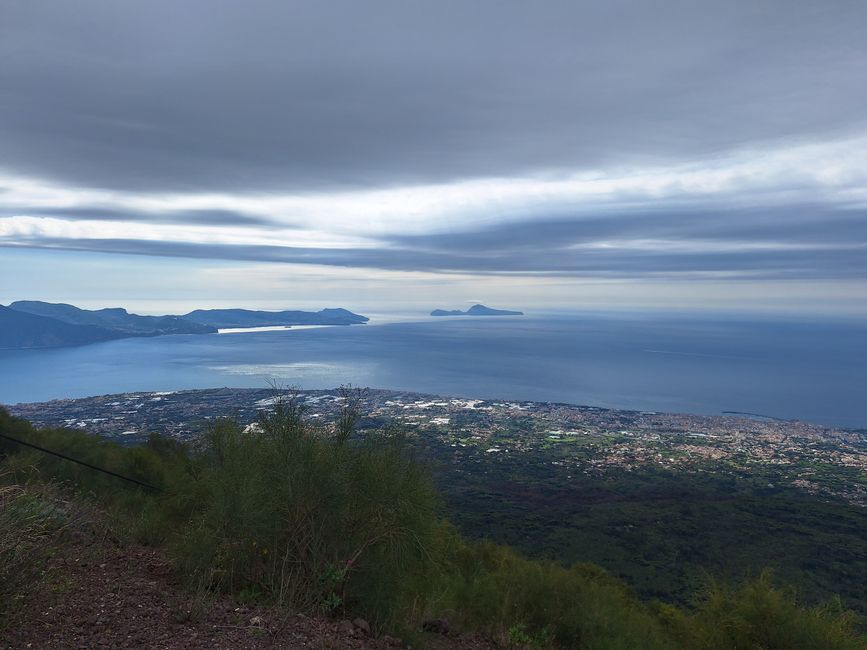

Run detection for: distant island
[[0, 301, 368, 350], [431, 303, 524, 317]]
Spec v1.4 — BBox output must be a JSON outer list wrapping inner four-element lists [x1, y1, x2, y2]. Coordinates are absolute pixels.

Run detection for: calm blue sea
[[1, 314, 865, 428]]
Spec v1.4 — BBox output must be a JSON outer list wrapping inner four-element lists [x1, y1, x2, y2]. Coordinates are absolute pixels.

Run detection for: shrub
[[169, 395, 441, 630], [672, 571, 866, 650], [436, 534, 673, 649]]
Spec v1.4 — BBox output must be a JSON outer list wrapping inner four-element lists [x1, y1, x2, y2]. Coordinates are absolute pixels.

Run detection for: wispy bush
[[664, 571, 866, 650], [434, 534, 673, 649], [171, 394, 441, 628]]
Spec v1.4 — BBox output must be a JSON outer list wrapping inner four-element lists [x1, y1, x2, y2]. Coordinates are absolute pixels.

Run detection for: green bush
[[0, 411, 193, 547], [170, 398, 441, 629], [668, 572, 866, 650], [435, 534, 673, 649]]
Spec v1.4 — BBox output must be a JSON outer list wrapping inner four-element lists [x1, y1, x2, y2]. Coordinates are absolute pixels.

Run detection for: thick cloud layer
[[1, 1, 866, 309], [2, 1, 866, 192]]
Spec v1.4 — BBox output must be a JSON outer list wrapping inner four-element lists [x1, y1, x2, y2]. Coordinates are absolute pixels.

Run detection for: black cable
[[0, 432, 162, 492]]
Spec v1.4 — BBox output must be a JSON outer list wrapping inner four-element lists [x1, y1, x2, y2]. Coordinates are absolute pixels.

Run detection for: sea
[[1, 313, 865, 428]]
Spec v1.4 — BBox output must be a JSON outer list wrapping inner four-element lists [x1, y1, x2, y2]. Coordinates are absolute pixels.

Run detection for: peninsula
[[0, 301, 369, 350]]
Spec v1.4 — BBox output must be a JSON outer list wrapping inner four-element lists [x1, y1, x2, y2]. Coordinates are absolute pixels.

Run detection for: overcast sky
[[1, 0, 866, 315]]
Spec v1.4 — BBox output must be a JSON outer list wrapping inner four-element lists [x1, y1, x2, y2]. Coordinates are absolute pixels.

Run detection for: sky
[[1, 1, 866, 316]]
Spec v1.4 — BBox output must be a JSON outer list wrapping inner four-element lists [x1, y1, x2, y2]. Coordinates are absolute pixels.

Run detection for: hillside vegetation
[[424, 439, 867, 615], [1, 403, 864, 649]]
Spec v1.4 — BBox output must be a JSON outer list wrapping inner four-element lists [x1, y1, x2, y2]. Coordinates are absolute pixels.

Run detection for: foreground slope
[[0, 485, 485, 649], [1, 407, 864, 649]]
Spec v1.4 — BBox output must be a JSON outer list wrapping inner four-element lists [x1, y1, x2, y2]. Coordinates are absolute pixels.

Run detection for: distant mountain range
[[182, 307, 369, 329], [10, 301, 214, 337], [431, 304, 524, 317], [0, 305, 123, 350], [0, 301, 369, 350]]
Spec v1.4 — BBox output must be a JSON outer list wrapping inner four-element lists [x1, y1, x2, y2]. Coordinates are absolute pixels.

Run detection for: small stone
[[422, 618, 450, 635], [337, 620, 355, 635], [352, 617, 370, 634]]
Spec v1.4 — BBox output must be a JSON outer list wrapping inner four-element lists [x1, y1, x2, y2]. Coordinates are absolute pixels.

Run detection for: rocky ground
[[0, 527, 496, 650]]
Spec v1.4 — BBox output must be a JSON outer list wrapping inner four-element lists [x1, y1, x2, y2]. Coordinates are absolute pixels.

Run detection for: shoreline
[[5, 385, 863, 434]]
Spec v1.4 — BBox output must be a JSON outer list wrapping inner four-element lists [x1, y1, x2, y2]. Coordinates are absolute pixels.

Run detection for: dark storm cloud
[[1, 1, 866, 192]]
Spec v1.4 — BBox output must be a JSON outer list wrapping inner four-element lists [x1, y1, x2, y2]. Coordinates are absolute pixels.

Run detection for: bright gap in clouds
[[1, 132, 866, 254], [1, 132, 866, 239]]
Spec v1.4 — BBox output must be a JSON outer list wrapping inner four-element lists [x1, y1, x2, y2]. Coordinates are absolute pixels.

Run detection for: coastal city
[[8, 386, 866, 507]]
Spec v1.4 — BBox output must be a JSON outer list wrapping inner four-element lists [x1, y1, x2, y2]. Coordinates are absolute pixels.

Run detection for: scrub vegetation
[[1, 403, 864, 649]]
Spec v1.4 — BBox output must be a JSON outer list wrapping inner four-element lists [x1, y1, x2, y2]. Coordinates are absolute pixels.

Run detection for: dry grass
[[0, 475, 97, 622]]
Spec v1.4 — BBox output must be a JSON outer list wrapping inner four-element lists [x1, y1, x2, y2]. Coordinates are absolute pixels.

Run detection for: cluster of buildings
[[8, 386, 865, 506]]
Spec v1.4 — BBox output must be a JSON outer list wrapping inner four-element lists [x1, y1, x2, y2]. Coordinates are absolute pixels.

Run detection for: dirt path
[[0, 530, 493, 649]]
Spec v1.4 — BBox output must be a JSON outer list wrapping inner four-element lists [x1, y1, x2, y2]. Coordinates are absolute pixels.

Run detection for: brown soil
[[0, 529, 496, 650]]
